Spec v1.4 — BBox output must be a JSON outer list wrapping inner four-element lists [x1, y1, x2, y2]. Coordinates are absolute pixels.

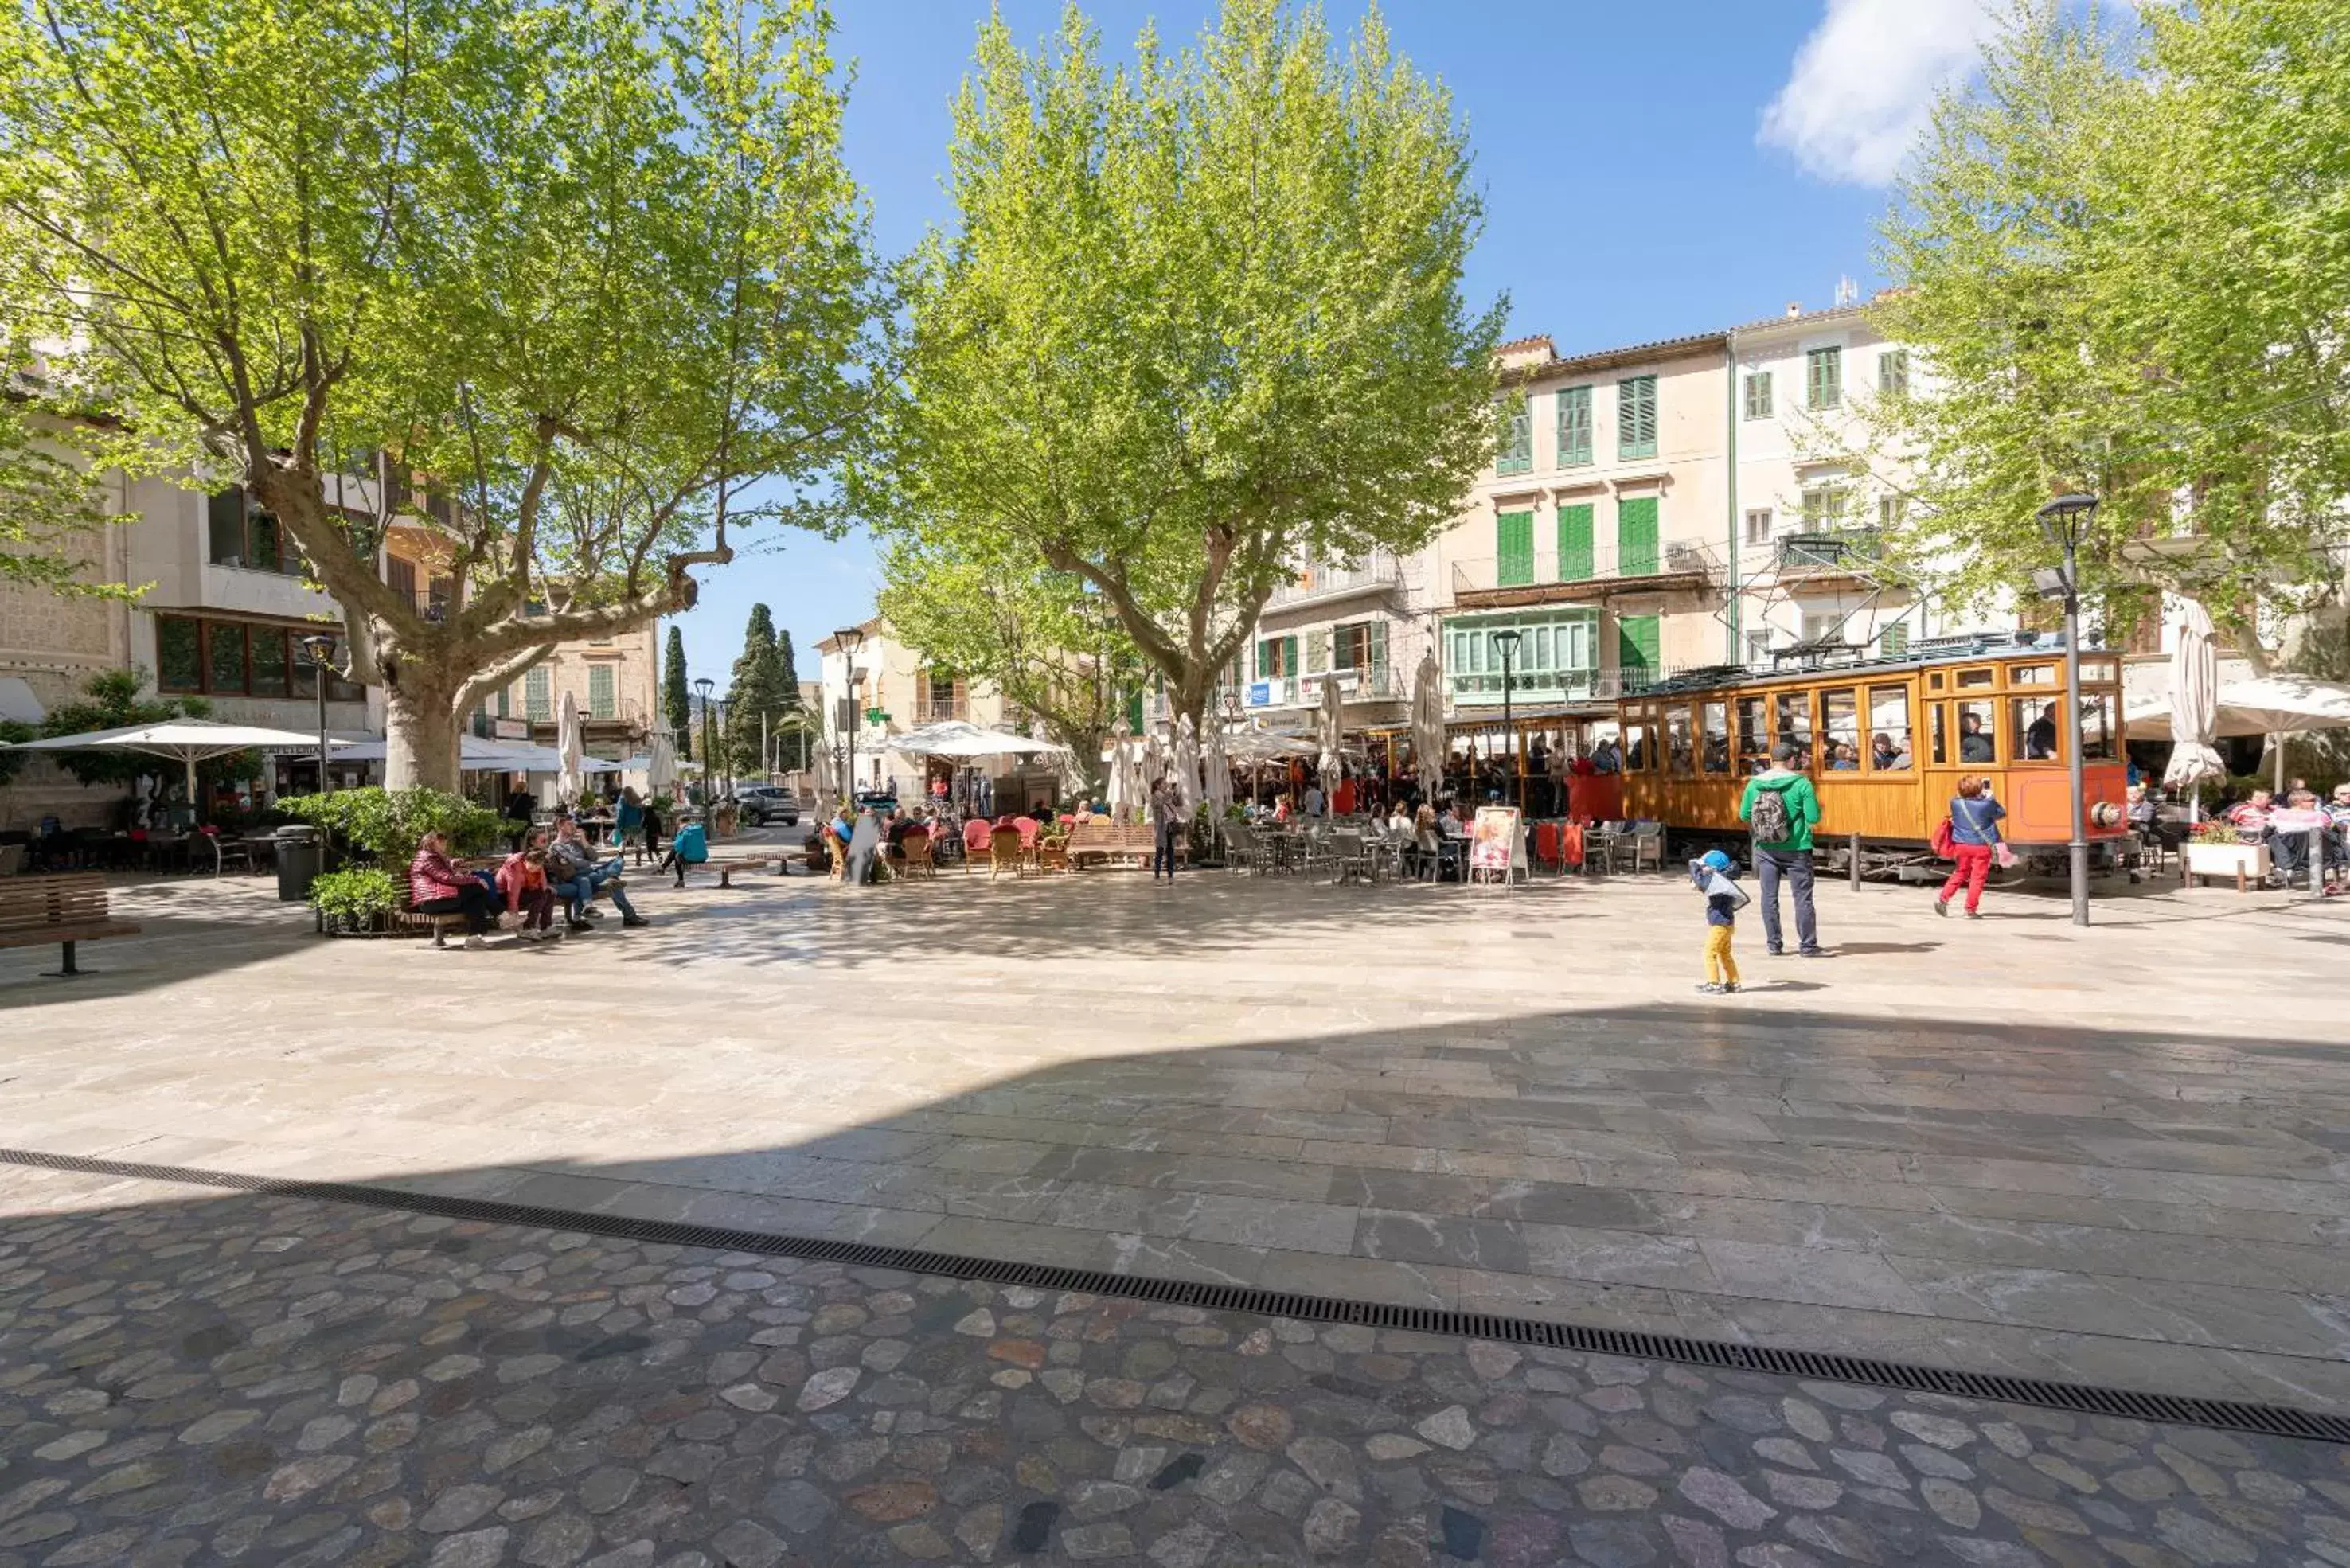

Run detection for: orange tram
[[1615, 637, 2131, 874]]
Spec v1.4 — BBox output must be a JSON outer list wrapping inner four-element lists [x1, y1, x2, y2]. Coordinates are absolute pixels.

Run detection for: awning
[[884, 720, 1072, 759], [2125, 675, 2350, 740]]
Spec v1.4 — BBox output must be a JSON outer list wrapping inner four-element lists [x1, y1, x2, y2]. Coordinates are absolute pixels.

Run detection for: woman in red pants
[[1935, 776, 2006, 919]]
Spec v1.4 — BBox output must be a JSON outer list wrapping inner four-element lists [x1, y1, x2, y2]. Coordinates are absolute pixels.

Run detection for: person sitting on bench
[[409, 830, 496, 949], [548, 814, 649, 929]]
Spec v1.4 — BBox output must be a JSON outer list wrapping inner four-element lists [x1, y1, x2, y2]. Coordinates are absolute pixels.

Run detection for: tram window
[[1957, 700, 1996, 763], [1625, 721, 1654, 771], [1665, 706, 1694, 774], [1927, 672, 1946, 691], [2079, 691, 2117, 762], [1868, 685, 1911, 770], [1736, 697, 1769, 774], [1821, 688, 1861, 770], [1929, 702, 1948, 765], [1957, 667, 1994, 689], [2083, 658, 2118, 684], [2012, 664, 2056, 687], [1700, 701, 1731, 774], [1774, 692, 1814, 766], [2015, 696, 2060, 761]]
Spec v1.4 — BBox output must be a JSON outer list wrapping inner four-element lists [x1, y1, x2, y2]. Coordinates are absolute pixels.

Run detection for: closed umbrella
[[1317, 671, 1345, 794], [556, 692, 584, 808], [1173, 715, 1202, 813], [1203, 711, 1232, 813], [2161, 601, 2225, 817], [1412, 647, 1446, 804], [646, 731, 677, 797]]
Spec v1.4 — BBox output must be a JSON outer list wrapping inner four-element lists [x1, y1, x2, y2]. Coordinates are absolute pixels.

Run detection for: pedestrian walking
[[1934, 776, 2007, 919], [1690, 849, 1748, 993], [1737, 742, 1824, 956]]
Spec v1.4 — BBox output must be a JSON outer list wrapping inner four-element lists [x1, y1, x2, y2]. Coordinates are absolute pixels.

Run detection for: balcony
[[912, 700, 969, 725], [1238, 665, 1399, 711], [1770, 529, 1884, 583], [1451, 540, 1723, 609], [1267, 552, 1405, 610]]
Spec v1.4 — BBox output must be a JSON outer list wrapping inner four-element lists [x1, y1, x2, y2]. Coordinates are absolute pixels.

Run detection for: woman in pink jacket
[[497, 830, 560, 942]]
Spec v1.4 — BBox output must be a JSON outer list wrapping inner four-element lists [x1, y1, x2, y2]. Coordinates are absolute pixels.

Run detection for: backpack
[[1748, 783, 1792, 844]]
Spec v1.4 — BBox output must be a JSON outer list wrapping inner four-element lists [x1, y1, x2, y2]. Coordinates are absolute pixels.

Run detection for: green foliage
[[308, 867, 404, 922], [1867, 0, 2350, 661], [0, 0, 887, 788], [724, 603, 796, 775], [279, 786, 506, 866], [662, 626, 693, 746], [0, 716, 32, 784], [0, 354, 142, 599], [861, 0, 1502, 724]]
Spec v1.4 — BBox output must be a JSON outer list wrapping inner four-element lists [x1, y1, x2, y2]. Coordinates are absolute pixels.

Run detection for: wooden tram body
[[1615, 640, 2130, 856]]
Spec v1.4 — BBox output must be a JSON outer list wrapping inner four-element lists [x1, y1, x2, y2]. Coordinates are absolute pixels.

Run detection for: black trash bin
[[275, 828, 322, 903]]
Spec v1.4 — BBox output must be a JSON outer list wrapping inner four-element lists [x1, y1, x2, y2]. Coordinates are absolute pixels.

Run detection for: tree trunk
[[384, 672, 463, 793]]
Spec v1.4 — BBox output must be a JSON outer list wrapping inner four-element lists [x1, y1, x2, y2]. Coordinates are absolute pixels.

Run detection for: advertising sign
[[1469, 805, 1521, 876]]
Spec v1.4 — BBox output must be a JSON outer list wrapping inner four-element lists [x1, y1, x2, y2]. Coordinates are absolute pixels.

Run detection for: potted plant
[[2181, 818, 2268, 887], [309, 867, 404, 935]]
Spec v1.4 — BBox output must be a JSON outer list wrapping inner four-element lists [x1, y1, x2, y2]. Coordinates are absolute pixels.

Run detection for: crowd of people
[[408, 812, 651, 950]]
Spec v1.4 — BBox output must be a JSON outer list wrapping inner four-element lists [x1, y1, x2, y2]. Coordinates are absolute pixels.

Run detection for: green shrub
[[279, 786, 506, 865], [307, 867, 404, 923]]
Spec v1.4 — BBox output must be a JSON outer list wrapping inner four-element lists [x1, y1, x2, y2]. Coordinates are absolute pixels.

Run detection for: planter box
[[2183, 841, 2268, 889]]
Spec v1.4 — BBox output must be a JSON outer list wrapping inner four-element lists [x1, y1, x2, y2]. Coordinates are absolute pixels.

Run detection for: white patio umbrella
[[556, 691, 584, 807], [1412, 647, 1446, 803], [886, 720, 1072, 760], [2161, 600, 2226, 811], [1103, 716, 1146, 821], [3, 719, 342, 822], [1317, 672, 1345, 791], [1173, 714, 1202, 813], [646, 730, 678, 797], [1203, 711, 1232, 813]]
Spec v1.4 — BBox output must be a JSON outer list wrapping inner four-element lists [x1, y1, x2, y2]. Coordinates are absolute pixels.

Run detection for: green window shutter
[[525, 665, 551, 722], [1126, 689, 1145, 731], [1306, 628, 1329, 675], [1369, 621, 1388, 692], [1617, 376, 1657, 459], [1616, 496, 1659, 576], [1496, 400, 1532, 474], [1616, 614, 1661, 680], [1743, 372, 1772, 419], [1255, 641, 1273, 680], [1496, 510, 1534, 587], [1880, 621, 1909, 657], [1556, 386, 1592, 466], [1807, 347, 1842, 410], [1282, 636, 1298, 678], [1556, 503, 1594, 582]]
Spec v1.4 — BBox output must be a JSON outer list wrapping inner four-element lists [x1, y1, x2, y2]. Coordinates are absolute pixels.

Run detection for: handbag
[[1992, 841, 2017, 870], [1930, 816, 1956, 860]]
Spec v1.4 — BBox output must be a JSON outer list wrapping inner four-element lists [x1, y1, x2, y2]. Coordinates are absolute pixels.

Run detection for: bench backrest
[[0, 874, 113, 935]]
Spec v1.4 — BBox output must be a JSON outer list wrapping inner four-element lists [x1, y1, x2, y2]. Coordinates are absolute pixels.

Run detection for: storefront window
[[1821, 688, 1860, 771], [1700, 701, 1730, 774], [2014, 696, 2061, 761], [1774, 692, 1813, 764], [1868, 685, 1911, 770]]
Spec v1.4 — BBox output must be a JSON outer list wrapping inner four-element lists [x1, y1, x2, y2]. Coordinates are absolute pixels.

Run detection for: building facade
[[814, 618, 1058, 805]]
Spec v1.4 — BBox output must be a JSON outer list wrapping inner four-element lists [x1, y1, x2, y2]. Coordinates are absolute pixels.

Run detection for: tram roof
[[1625, 631, 2108, 700]]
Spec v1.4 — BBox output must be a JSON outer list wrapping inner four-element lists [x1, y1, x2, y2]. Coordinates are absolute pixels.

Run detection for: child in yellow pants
[[1691, 849, 1747, 993]]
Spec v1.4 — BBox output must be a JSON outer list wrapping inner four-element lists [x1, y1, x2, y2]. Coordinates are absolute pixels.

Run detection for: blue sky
[[673, 0, 1996, 691]]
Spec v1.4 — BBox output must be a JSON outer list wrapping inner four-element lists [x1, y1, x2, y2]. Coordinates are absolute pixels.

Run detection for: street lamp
[[2036, 492, 2099, 928], [1493, 628, 1523, 813], [693, 677, 715, 809], [833, 626, 865, 804], [299, 634, 338, 796]]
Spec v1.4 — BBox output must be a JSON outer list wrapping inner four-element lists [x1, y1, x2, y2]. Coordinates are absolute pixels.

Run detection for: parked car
[[731, 785, 799, 826]]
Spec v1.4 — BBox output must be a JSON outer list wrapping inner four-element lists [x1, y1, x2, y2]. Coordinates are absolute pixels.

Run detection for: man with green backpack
[[1737, 742, 1825, 957]]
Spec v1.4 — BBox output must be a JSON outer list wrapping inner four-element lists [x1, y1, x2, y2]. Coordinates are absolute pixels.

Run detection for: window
[[1255, 637, 1299, 680], [1800, 484, 1852, 531], [1333, 620, 1387, 689], [588, 664, 616, 720], [249, 629, 289, 697], [207, 620, 248, 694], [1743, 372, 1773, 420], [525, 665, 552, 722], [206, 486, 296, 574], [1774, 691, 1814, 763], [1305, 626, 1329, 675], [1878, 349, 1909, 399], [1821, 688, 1860, 770], [1497, 398, 1532, 475], [1736, 696, 1770, 774], [1445, 613, 1597, 705], [158, 617, 203, 693], [1700, 701, 1731, 774], [2014, 696, 2061, 762], [1799, 610, 1845, 647], [2079, 692, 2117, 762], [1665, 705, 1693, 774], [386, 556, 418, 598], [1956, 699, 1996, 763], [1743, 508, 1774, 547], [1743, 629, 1772, 665], [1617, 496, 1660, 576], [1867, 685, 1911, 770], [1617, 375, 1657, 459], [1806, 346, 1843, 410], [1624, 720, 1655, 772], [1877, 495, 1906, 529], [1615, 613, 1660, 682], [1556, 385, 1593, 466], [1496, 510, 1534, 587], [1556, 503, 1595, 582], [1878, 621, 1910, 658], [1930, 703, 1947, 765], [155, 614, 356, 700]]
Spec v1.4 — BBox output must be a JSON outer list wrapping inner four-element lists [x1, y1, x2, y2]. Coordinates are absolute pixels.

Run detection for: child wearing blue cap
[[1690, 848, 1749, 994]]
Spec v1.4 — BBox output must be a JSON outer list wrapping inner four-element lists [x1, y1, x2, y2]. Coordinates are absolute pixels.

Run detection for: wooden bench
[[676, 855, 779, 889], [1068, 821, 1181, 869], [0, 874, 142, 977]]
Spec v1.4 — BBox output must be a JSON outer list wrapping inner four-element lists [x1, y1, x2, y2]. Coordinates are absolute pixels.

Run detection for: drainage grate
[[7, 1145, 2346, 1446]]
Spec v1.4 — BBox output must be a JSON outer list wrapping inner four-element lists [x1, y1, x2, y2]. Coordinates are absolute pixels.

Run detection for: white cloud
[[1759, 0, 2006, 186]]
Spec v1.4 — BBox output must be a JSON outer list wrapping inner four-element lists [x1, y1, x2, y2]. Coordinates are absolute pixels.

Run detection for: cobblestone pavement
[[4, 1183, 2347, 1568]]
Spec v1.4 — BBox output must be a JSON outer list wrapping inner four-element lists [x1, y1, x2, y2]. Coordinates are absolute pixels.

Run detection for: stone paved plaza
[[4, 852, 2350, 1563]]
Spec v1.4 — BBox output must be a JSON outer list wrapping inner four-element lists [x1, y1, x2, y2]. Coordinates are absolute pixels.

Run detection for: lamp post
[[833, 626, 865, 805], [693, 677, 715, 809], [299, 634, 338, 796], [1493, 628, 1523, 813], [2036, 492, 2099, 928]]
